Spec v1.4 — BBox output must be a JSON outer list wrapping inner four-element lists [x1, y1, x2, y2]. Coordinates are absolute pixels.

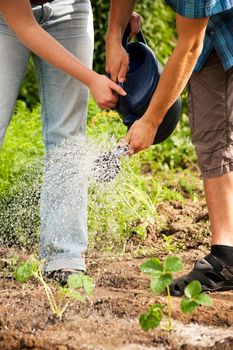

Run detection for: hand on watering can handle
[[105, 12, 141, 84], [105, 40, 129, 84], [88, 73, 126, 110]]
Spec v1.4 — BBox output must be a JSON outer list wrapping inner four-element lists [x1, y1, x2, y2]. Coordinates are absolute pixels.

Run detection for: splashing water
[[0, 136, 134, 251], [92, 144, 131, 183]]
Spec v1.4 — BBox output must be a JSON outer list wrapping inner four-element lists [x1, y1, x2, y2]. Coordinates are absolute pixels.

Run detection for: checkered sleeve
[[165, 0, 233, 18]]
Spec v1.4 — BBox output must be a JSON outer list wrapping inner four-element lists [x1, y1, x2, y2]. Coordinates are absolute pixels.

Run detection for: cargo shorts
[[187, 49, 233, 179]]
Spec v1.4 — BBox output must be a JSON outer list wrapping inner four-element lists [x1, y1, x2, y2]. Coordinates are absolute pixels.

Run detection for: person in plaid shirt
[[106, 0, 233, 295]]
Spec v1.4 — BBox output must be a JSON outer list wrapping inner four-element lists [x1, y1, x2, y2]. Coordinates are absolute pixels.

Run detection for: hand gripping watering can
[[115, 26, 182, 144]]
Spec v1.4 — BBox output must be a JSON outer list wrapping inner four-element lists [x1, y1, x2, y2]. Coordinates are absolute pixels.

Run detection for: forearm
[[143, 42, 201, 126], [143, 15, 208, 127], [16, 24, 95, 86], [106, 0, 137, 41], [0, 0, 95, 87]]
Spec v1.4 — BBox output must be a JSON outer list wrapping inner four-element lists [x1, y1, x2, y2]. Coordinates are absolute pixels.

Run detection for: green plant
[[180, 280, 213, 313], [140, 257, 213, 331], [14, 258, 94, 318], [140, 256, 182, 331], [88, 162, 160, 252], [0, 167, 42, 247], [139, 303, 163, 331], [61, 273, 94, 303], [162, 234, 178, 253]]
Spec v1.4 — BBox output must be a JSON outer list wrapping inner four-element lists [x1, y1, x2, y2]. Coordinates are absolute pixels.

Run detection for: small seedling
[[140, 256, 183, 331], [14, 258, 94, 318], [140, 256, 213, 332], [162, 234, 178, 253], [180, 280, 213, 313]]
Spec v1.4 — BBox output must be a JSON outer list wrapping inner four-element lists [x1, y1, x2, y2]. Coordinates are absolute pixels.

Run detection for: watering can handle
[[122, 24, 147, 50]]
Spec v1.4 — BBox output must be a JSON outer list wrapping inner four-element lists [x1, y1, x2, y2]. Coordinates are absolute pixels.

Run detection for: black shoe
[[170, 254, 233, 296]]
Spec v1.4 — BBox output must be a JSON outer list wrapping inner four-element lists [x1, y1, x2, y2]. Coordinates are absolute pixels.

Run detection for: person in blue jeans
[[0, 0, 126, 285], [106, 0, 233, 295]]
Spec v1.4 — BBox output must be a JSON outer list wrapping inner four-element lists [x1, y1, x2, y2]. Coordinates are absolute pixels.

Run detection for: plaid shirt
[[165, 0, 233, 72]]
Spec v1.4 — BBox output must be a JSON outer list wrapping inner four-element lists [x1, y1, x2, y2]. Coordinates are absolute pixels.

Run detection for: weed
[[0, 101, 44, 193], [162, 234, 178, 253]]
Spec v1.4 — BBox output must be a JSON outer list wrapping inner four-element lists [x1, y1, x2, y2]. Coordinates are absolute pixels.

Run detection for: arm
[[0, 0, 126, 109], [125, 14, 209, 152], [105, 0, 138, 82], [107, 0, 138, 39]]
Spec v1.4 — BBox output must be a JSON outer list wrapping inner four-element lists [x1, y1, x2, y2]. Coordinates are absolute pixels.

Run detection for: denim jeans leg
[[0, 17, 30, 146], [34, 0, 94, 272]]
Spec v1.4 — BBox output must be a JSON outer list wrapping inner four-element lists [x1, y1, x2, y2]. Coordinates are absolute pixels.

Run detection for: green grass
[[0, 101, 44, 194], [0, 98, 201, 251]]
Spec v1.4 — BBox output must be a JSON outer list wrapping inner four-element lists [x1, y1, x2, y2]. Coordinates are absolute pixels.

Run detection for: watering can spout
[[113, 144, 133, 158], [92, 144, 132, 183]]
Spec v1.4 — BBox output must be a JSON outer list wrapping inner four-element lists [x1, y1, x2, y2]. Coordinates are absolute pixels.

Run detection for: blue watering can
[[115, 26, 182, 144]]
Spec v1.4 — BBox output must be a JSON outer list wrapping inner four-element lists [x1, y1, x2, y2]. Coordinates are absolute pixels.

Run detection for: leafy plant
[[140, 257, 213, 331], [0, 101, 44, 193], [139, 303, 163, 331], [180, 280, 213, 313], [140, 256, 182, 331], [61, 273, 94, 303], [14, 258, 94, 318]]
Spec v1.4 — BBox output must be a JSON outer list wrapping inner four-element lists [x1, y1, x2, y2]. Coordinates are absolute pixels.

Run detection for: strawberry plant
[[180, 280, 213, 313], [140, 256, 212, 331], [140, 256, 182, 331], [14, 258, 94, 318]]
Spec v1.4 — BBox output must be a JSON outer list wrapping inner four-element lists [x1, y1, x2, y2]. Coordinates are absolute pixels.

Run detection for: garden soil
[[1, 200, 233, 350]]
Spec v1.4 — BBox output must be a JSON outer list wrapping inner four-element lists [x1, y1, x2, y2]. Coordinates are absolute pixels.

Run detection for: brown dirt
[[1, 200, 233, 350]]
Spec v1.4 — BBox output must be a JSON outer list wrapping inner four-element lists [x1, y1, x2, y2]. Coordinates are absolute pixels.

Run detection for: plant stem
[[60, 301, 70, 317], [34, 269, 60, 316], [114, 185, 143, 221], [166, 285, 172, 331], [124, 183, 155, 212]]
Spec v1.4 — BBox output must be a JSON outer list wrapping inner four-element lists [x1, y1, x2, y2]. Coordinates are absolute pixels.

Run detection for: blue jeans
[[0, 0, 94, 272]]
